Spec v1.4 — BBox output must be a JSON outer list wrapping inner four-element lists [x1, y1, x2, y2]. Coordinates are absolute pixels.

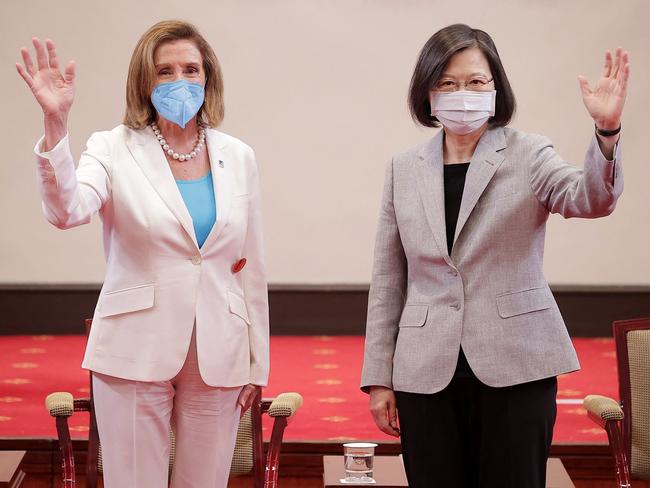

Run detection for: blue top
[[176, 171, 216, 248]]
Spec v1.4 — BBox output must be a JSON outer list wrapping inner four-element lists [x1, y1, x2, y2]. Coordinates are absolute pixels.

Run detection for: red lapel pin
[[231, 258, 247, 274]]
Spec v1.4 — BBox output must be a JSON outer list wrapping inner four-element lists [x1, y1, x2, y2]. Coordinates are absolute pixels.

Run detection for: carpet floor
[[0, 335, 616, 443]]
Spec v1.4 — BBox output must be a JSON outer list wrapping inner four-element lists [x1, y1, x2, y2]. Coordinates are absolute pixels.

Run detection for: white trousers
[[92, 328, 243, 488]]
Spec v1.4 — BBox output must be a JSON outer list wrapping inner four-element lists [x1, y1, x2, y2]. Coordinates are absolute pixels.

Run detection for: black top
[[443, 163, 470, 256], [443, 162, 475, 378]]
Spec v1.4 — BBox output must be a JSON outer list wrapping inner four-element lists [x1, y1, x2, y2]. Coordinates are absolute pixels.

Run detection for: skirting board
[[0, 284, 649, 336]]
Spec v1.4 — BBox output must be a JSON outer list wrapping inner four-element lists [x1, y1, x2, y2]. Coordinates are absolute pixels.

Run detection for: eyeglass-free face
[[154, 39, 206, 88], [430, 47, 495, 93]]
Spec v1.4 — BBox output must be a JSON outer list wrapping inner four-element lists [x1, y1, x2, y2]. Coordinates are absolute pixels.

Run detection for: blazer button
[[450, 303, 461, 311], [448, 269, 458, 277], [191, 255, 202, 265]]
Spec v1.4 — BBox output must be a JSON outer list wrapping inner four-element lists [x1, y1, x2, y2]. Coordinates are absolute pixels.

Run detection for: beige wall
[[1, 0, 648, 285]]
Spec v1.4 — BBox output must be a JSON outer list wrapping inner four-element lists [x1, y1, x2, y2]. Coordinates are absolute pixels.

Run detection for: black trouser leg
[[395, 376, 557, 488], [477, 377, 557, 488], [395, 378, 477, 488]]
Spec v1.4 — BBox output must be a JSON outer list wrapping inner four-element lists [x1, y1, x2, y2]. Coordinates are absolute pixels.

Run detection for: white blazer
[[34, 124, 269, 387]]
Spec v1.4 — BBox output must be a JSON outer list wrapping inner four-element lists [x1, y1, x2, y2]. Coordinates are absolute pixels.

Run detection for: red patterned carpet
[[0, 335, 616, 443]]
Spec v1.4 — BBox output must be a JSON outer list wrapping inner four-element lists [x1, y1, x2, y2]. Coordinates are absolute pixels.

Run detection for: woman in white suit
[[16, 20, 268, 487]]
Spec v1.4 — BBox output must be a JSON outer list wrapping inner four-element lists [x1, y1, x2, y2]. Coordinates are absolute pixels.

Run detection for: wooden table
[[323, 455, 574, 487], [323, 456, 408, 487], [547, 458, 576, 488], [0, 451, 26, 488]]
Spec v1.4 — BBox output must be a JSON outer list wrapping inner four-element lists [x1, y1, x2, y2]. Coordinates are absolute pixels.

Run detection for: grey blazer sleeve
[[529, 134, 623, 218], [360, 159, 407, 393]]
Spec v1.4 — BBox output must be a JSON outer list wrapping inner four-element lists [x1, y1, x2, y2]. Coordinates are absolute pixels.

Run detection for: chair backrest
[[230, 389, 264, 481], [614, 317, 650, 479]]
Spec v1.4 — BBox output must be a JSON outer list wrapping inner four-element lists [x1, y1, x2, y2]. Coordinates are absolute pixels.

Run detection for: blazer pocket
[[398, 304, 428, 327], [228, 290, 251, 325], [96, 283, 155, 318], [496, 286, 553, 319]]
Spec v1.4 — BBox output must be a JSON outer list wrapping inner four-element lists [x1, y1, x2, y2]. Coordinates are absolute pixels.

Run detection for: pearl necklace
[[151, 123, 206, 162]]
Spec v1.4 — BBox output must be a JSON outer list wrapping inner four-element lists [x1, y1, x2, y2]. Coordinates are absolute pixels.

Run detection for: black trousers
[[395, 375, 557, 488]]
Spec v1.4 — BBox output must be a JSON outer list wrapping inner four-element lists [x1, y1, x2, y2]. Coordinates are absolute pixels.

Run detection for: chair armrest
[[267, 392, 303, 418], [45, 392, 77, 487], [582, 394, 630, 487], [264, 393, 303, 488], [45, 392, 74, 417], [583, 394, 624, 425]]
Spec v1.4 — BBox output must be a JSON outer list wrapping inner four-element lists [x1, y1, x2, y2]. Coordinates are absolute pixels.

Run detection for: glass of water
[[342, 442, 378, 482]]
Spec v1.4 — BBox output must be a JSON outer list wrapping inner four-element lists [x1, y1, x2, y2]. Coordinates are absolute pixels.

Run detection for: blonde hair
[[124, 20, 224, 129]]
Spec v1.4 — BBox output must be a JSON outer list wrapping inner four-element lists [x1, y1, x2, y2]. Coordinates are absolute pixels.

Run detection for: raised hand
[[578, 47, 630, 131], [16, 38, 75, 118]]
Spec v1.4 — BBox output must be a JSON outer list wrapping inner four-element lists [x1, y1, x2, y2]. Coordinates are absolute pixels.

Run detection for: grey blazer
[[360, 126, 623, 394]]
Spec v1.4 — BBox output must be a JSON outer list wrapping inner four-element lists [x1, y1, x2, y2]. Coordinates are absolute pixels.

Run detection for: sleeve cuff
[[592, 134, 621, 163], [34, 134, 71, 167], [603, 142, 620, 164]]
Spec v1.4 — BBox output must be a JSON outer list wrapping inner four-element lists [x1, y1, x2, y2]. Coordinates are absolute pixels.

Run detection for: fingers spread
[[611, 47, 622, 78], [15, 63, 34, 89], [621, 50, 629, 64], [617, 51, 629, 81], [577, 75, 591, 96], [615, 62, 630, 96], [614, 51, 630, 95], [32, 37, 48, 71], [20, 47, 35, 76], [64, 60, 76, 83], [46, 39, 59, 69], [601, 50, 612, 78]]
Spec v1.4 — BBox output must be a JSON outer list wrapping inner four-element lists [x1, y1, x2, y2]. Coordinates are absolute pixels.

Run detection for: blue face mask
[[151, 80, 205, 129]]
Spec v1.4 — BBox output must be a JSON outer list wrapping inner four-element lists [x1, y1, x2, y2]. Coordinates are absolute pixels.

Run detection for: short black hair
[[408, 24, 516, 128]]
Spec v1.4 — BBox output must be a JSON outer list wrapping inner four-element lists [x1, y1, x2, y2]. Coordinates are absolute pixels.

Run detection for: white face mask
[[430, 90, 496, 135]]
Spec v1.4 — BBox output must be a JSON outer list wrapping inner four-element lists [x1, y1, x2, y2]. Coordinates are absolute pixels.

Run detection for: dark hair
[[408, 24, 516, 128]]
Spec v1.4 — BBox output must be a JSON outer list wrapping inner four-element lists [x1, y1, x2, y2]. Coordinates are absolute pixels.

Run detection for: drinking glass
[[342, 442, 378, 483]]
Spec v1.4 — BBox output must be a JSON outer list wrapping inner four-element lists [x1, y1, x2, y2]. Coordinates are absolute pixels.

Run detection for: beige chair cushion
[[230, 408, 254, 475], [268, 392, 303, 417], [629, 330, 650, 478], [583, 395, 624, 421], [45, 392, 74, 417]]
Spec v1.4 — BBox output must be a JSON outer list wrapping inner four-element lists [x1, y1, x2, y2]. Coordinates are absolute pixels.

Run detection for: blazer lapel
[[416, 131, 454, 265], [453, 127, 507, 245], [125, 127, 199, 249], [200, 129, 232, 250]]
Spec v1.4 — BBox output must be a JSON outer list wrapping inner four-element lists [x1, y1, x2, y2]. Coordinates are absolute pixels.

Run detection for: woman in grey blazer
[[360, 24, 629, 488]]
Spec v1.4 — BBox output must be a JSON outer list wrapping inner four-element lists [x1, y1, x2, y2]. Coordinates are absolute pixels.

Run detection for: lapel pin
[[218, 160, 224, 168], [231, 258, 247, 274]]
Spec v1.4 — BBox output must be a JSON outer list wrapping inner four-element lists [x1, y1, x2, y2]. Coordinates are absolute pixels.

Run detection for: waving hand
[[578, 47, 630, 131], [16, 38, 75, 149]]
